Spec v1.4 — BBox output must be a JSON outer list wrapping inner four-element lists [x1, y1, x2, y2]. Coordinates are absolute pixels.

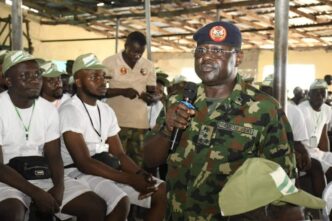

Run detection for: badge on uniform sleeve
[[120, 67, 127, 75], [140, 68, 147, 76], [209, 26, 227, 42]]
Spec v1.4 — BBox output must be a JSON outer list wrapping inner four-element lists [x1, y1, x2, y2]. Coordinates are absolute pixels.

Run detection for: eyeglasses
[[17, 70, 43, 81], [193, 47, 238, 58]]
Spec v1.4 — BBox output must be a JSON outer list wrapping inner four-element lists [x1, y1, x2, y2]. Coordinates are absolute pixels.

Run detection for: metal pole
[[11, 0, 23, 50], [145, 0, 152, 60], [273, 0, 289, 110], [216, 8, 220, 21], [115, 17, 120, 53]]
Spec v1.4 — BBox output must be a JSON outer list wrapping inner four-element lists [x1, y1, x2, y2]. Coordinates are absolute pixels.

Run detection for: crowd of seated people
[[0, 22, 331, 221]]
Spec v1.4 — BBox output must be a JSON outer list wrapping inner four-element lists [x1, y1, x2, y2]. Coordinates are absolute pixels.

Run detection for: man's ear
[[235, 50, 244, 67], [75, 78, 81, 88]]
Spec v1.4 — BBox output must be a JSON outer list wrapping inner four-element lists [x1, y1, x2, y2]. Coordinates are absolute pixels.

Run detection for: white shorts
[[0, 176, 91, 220], [308, 147, 332, 172], [65, 168, 164, 213]]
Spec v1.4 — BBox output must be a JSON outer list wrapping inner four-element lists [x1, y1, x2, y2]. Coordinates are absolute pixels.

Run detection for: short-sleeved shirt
[[103, 52, 156, 129], [0, 92, 60, 164], [286, 101, 309, 142], [59, 95, 120, 166], [146, 75, 296, 221]]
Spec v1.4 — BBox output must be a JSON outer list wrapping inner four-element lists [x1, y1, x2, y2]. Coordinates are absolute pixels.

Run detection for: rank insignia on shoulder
[[197, 125, 215, 146]]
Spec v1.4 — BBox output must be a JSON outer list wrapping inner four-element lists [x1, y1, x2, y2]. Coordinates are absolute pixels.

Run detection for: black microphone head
[[183, 82, 197, 102]]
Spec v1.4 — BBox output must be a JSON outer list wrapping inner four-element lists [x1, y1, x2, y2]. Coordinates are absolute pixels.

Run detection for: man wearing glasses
[[144, 21, 296, 220], [0, 51, 108, 221]]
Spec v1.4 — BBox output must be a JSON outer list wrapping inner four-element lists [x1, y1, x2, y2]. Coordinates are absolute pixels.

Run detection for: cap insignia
[[209, 25, 227, 42]]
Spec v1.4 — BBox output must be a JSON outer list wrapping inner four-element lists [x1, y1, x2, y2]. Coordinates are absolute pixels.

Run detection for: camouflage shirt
[[146, 75, 296, 221]]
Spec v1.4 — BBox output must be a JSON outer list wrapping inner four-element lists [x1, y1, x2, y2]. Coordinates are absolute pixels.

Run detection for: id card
[[309, 136, 318, 148], [95, 143, 109, 153]]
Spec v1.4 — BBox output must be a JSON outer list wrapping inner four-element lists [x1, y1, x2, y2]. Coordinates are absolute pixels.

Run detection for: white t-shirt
[[51, 93, 72, 109], [286, 101, 309, 142], [103, 52, 156, 129], [0, 92, 60, 164], [59, 95, 120, 166], [298, 100, 330, 148]]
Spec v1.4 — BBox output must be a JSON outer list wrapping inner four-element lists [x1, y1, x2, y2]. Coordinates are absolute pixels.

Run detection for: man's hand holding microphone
[[162, 82, 197, 153]]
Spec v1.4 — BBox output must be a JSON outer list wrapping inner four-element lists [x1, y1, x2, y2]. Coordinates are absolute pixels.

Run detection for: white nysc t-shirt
[[59, 95, 120, 166], [298, 100, 330, 148], [0, 92, 60, 164], [286, 101, 309, 142]]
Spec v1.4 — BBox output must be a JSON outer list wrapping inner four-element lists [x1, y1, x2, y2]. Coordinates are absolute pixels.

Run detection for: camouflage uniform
[[146, 75, 296, 221], [119, 128, 147, 167]]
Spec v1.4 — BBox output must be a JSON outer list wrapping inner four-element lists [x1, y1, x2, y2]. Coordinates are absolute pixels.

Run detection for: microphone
[[169, 82, 198, 153]]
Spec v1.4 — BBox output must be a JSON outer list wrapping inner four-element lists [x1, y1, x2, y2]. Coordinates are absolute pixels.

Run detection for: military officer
[[144, 21, 296, 220]]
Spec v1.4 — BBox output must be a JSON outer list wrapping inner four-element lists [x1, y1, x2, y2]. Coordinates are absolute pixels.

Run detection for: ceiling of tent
[[16, 0, 332, 52]]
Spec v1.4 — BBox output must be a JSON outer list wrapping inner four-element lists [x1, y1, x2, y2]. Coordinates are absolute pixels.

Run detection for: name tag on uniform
[[217, 121, 258, 136]]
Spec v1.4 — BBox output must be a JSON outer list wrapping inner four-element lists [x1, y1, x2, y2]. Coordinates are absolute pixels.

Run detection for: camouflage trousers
[[119, 127, 148, 167]]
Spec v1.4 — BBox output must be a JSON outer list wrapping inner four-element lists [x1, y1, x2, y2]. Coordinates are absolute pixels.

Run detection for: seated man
[[219, 158, 326, 221], [0, 51, 110, 221], [259, 76, 326, 200], [296, 79, 332, 188], [59, 53, 166, 221], [40, 62, 69, 108]]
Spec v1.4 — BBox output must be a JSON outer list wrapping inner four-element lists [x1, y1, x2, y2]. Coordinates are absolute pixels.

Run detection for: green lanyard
[[14, 101, 36, 140]]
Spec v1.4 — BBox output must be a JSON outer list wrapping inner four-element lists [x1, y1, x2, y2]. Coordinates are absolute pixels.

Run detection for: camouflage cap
[[41, 61, 66, 78], [261, 74, 274, 87], [310, 79, 328, 90], [2, 50, 44, 75], [72, 53, 106, 75], [241, 73, 255, 83], [171, 75, 187, 85], [157, 71, 170, 87], [219, 158, 326, 216], [68, 75, 74, 85], [255, 74, 274, 88], [193, 21, 242, 49]]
